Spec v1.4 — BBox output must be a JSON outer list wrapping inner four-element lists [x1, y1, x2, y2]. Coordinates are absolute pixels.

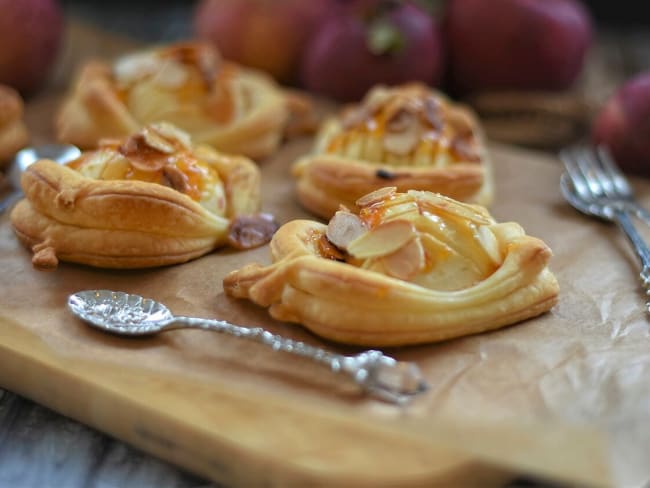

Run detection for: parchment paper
[[2, 23, 650, 487], [2, 132, 650, 486]]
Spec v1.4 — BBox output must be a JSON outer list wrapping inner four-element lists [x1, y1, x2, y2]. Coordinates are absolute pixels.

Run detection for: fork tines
[[559, 144, 633, 202]]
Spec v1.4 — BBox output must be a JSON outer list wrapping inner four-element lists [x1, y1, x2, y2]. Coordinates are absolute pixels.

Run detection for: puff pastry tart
[[11, 122, 275, 270], [292, 83, 493, 219], [55, 42, 288, 160], [0, 84, 29, 166], [224, 187, 558, 347]]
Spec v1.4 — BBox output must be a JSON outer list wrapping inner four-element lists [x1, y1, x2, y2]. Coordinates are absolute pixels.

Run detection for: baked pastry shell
[[11, 148, 261, 269], [56, 58, 288, 160], [224, 219, 559, 347], [293, 97, 493, 220]]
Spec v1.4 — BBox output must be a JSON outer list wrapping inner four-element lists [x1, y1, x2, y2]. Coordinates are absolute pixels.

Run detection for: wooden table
[[2, 11, 650, 488]]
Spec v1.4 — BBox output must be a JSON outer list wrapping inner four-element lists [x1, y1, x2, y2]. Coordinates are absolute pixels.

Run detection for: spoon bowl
[[1, 143, 81, 213], [68, 290, 175, 335]]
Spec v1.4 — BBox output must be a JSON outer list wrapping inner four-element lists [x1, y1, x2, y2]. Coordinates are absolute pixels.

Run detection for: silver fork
[[560, 144, 650, 310]]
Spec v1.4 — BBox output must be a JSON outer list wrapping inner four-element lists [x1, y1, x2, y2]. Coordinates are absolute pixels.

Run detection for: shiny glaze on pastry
[[56, 42, 288, 159], [0, 84, 29, 166], [11, 123, 271, 270], [293, 83, 492, 219], [224, 187, 558, 347]]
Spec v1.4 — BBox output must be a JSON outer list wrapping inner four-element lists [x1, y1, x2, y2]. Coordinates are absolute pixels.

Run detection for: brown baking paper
[[2, 132, 650, 486]]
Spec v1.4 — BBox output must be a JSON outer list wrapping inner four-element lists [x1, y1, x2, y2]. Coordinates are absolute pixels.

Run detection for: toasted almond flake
[[380, 236, 425, 281], [162, 165, 191, 194], [227, 213, 279, 250], [451, 135, 481, 162], [411, 191, 493, 225], [149, 122, 192, 150], [477, 225, 502, 265], [423, 96, 444, 131], [386, 108, 417, 132], [326, 211, 367, 251], [356, 186, 396, 208], [347, 219, 415, 259], [141, 127, 176, 154]]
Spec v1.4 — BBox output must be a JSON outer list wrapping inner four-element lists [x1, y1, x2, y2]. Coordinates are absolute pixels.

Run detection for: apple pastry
[[224, 187, 558, 347], [11, 122, 276, 270], [292, 83, 493, 219], [55, 42, 288, 160], [0, 84, 29, 166]]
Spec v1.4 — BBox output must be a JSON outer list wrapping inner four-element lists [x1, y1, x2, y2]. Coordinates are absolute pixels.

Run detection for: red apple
[[0, 0, 64, 96], [300, 0, 445, 101], [592, 71, 650, 176], [444, 0, 592, 95], [193, 0, 329, 83]]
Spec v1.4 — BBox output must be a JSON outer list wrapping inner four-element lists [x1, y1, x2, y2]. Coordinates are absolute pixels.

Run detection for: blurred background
[[58, 0, 649, 41], [52, 0, 648, 164], [2, 0, 649, 167]]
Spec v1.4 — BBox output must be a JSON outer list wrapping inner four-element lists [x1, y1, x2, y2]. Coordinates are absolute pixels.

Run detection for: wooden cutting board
[[0, 21, 629, 488]]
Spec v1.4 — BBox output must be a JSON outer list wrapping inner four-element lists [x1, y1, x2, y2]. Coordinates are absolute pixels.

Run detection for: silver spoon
[[0, 143, 81, 213], [68, 290, 429, 405]]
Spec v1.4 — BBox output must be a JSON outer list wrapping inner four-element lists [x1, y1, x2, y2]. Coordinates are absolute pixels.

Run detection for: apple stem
[[367, 19, 405, 55]]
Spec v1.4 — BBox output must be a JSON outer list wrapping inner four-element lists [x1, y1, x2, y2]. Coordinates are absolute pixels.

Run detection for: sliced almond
[[386, 108, 417, 132], [227, 213, 279, 250], [451, 135, 481, 162], [162, 165, 190, 194], [119, 132, 166, 172], [347, 219, 415, 259], [423, 96, 444, 131], [476, 225, 502, 265], [356, 186, 396, 208], [141, 126, 176, 154], [326, 211, 367, 251], [149, 122, 192, 150], [380, 236, 425, 281], [412, 190, 493, 226]]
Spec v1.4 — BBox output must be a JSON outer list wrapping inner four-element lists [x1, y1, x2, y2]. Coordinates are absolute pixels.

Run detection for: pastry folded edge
[[10, 152, 261, 269], [293, 154, 493, 219], [55, 60, 289, 160], [223, 220, 559, 347]]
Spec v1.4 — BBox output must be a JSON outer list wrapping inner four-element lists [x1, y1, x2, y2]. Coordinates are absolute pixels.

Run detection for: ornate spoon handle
[[168, 316, 428, 404]]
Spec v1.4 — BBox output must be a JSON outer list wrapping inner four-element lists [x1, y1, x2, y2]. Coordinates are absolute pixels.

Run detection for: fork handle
[[632, 205, 650, 231], [612, 208, 650, 310]]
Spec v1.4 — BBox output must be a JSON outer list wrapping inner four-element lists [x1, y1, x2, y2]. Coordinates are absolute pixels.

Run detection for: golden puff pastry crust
[[292, 83, 493, 219], [0, 85, 29, 167], [224, 187, 559, 347], [11, 123, 272, 270], [55, 42, 288, 160]]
